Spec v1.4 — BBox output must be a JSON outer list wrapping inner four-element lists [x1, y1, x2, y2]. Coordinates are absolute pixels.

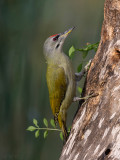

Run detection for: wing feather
[[46, 65, 67, 121]]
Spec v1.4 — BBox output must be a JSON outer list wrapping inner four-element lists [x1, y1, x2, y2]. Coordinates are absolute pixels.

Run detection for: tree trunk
[[60, 0, 120, 159]]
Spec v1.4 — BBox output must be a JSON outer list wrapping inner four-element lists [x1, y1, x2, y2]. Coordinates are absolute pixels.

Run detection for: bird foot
[[73, 93, 99, 102], [84, 59, 92, 72], [75, 59, 92, 82]]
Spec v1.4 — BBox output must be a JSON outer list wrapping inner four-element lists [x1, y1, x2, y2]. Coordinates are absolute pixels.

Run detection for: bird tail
[[62, 122, 68, 142], [58, 112, 68, 142], [54, 112, 59, 126]]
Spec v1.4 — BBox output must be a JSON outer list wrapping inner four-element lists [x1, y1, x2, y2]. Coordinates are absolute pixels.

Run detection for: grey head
[[43, 27, 75, 61]]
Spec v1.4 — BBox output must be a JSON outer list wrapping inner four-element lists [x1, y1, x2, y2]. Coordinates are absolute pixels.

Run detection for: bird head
[[43, 27, 75, 60]]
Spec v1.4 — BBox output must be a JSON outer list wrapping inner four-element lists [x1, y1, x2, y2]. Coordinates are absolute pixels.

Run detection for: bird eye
[[53, 35, 59, 41]]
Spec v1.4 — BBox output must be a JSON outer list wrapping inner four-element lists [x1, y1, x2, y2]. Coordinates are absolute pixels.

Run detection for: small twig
[[36, 127, 62, 132], [35, 127, 71, 133]]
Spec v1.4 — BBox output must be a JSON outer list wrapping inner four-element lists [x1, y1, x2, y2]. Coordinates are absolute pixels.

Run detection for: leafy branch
[[69, 42, 99, 60], [27, 118, 64, 140], [69, 42, 99, 96]]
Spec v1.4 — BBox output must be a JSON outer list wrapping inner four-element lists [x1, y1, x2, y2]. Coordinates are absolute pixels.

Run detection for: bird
[[43, 27, 76, 141]]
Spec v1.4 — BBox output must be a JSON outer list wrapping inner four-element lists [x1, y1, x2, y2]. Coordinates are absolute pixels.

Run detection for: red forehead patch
[[50, 34, 58, 37]]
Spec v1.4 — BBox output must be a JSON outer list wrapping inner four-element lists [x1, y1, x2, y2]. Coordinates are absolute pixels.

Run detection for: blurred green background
[[0, 0, 104, 159]]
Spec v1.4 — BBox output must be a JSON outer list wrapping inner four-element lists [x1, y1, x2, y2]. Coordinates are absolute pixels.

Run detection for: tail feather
[[58, 112, 68, 142], [62, 123, 68, 142], [54, 112, 59, 126]]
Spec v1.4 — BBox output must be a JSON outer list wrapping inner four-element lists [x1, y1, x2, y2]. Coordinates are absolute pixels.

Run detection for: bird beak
[[60, 27, 75, 39]]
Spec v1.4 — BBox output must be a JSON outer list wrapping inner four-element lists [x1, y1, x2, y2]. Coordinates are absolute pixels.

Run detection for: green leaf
[[78, 87, 82, 94], [50, 119, 56, 128], [35, 130, 39, 138], [60, 132, 63, 141], [69, 46, 75, 58], [68, 126, 71, 132], [77, 48, 84, 52], [77, 63, 82, 72], [43, 118, 48, 127], [94, 48, 97, 52], [33, 119, 39, 127], [94, 46, 98, 52], [44, 130, 48, 139], [27, 126, 36, 131], [77, 42, 99, 55], [82, 51, 88, 59]]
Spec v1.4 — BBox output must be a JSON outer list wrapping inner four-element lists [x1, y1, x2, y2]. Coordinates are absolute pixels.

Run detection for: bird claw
[[73, 93, 99, 102], [73, 97, 82, 102], [75, 59, 92, 82], [84, 59, 92, 72]]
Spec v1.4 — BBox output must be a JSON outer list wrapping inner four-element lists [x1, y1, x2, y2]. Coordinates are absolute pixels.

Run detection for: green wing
[[46, 65, 67, 122]]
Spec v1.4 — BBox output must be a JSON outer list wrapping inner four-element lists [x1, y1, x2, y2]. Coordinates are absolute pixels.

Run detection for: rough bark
[[60, 0, 120, 159]]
